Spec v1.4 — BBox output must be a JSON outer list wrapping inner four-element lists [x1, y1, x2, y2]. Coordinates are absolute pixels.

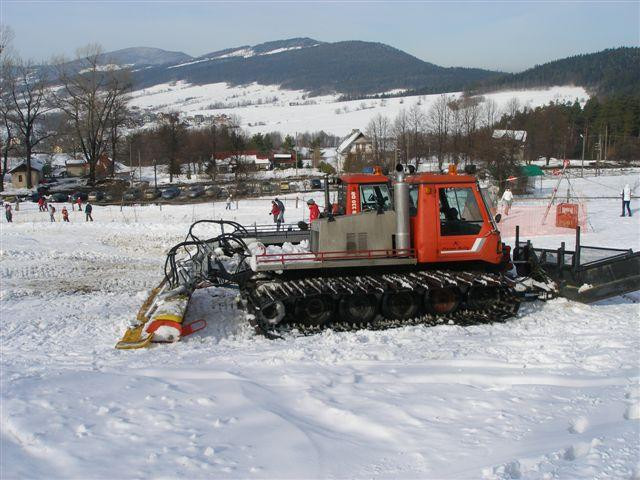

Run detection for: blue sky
[[2, 1, 638, 72]]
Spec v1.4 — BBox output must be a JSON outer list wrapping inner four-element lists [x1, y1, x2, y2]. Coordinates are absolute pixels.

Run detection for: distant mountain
[[130, 38, 503, 96], [101, 47, 193, 68], [472, 47, 640, 97]]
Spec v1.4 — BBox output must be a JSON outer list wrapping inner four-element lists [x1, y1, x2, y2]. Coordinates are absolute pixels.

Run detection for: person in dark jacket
[[4, 203, 12, 223], [49, 205, 56, 222], [85, 202, 93, 222]]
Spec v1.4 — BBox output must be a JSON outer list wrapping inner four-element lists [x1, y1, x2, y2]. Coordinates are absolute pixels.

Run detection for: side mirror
[[494, 213, 502, 224]]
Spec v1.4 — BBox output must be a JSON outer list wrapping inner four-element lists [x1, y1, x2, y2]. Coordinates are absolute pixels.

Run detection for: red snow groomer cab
[[335, 168, 391, 215]]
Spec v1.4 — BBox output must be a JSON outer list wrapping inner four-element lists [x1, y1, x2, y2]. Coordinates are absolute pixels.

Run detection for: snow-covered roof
[[273, 153, 292, 159], [337, 129, 367, 154], [492, 129, 527, 142], [66, 158, 88, 166], [8, 157, 44, 173]]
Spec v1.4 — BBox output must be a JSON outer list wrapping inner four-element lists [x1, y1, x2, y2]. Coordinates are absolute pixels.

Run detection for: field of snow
[[129, 82, 589, 136], [1, 171, 638, 479]]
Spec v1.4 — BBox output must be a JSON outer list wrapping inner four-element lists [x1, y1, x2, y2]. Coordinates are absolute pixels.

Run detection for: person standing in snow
[[270, 200, 282, 231], [275, 197, 285, 225], [76, 196, 82, 212], [85, 202, 93, 222], [307, 198, 320, 223], [501, 187, 514, 216], [49, 205, 56, 222], [37, 196, 45, 212], [226, 195, 232, 210], [4, 203, 12, 223], [61, 206, 69, 222], [621, 184, 632, 217], [43, 197, 49, 211]]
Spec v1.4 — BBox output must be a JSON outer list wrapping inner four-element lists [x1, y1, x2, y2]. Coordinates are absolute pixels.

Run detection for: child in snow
[[307, 198, 320, 223], [49, 205, 56, 222], [76, 196, 82, 211], [4, 203, 12, 223], [621, 184, 632, 217], [85, 202, 93, 222], [501, 188, 514, 215], [37, 196, 45, 212], [270, 200, 282, 231], [61, 206, 69, 222], [225, 195, 232, 210]]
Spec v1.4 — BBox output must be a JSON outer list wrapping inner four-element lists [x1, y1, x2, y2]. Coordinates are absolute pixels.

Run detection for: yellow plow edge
[[115, 278, 168, 350]]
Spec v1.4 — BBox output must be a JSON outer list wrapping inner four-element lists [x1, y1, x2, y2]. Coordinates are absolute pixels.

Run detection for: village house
[[9, 158, 44, 189], [271, 152, 297, 169], [65, 158, 89, 177], [211, 150, 271, 173], [492, 129, 528, 163], [336, 129, 373, 172]]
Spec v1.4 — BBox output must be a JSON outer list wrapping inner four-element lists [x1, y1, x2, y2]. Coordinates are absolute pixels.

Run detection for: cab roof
[[408, 173, 477, 184], [339, 174, 389, 184]]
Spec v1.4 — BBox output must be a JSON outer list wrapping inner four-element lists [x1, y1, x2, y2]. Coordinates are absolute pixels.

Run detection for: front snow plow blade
[[513, 226, 640, 303], [116, 278, 192, 350]]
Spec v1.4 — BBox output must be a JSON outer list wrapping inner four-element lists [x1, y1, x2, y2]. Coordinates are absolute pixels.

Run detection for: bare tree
[[365, 113, 391, 167], [108, 95, 129, 177], [54, 44, 131, 183], [393, 108, 409, 166], [4, 59, 54, 188], [481, 98, 499, 128], [428, 94, 451, 170], [0, 25, 16, 191], [407, 102, 426, 170], [157, 112, 186, 183]]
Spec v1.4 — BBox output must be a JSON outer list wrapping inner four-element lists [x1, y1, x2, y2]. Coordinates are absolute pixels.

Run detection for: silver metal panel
[[394, 169, 411, 251], [310, 210, 396, 252]]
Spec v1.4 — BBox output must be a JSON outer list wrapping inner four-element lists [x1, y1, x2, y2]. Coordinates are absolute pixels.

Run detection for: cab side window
[[409, 185, 418, 217], [439, 187, 483, 236], [360, 184, 391, 211]]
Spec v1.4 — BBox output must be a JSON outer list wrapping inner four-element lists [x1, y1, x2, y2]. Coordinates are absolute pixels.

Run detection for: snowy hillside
[[1, 170, 638, 479], [129, 83, 589, 136]]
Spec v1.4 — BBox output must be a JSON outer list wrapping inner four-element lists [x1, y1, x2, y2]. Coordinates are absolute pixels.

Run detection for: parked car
[[71, 192, 88, 202], [161, 186, 181, 200], [279, 181, 290, 192], [187, 185, 205, 198], [88, 191, 104, 202], [51, 192, 70, 202], [122, 188, 141, 201], [103, 192, 115, 202], [205, 185, 220, 197], [143, 189, 161, 200], [310, 178, 323, 190], [261, 183, 275, 194]]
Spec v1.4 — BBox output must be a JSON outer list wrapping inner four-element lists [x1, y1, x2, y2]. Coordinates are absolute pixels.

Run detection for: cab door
[[436, 184, 493, 262]]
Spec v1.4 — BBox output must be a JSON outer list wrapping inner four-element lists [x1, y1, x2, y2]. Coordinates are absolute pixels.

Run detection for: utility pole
[[138, 150, 141, 182], [153, 158, 157, 191]]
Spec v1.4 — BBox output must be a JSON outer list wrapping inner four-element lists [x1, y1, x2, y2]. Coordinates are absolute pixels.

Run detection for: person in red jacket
[[76, 196, 82, 211], [270, 200, 282, 231], [307, 198, 320, 223]]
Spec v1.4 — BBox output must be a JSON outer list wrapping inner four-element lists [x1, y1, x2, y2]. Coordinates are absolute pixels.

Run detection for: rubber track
[[242, 270, 521, 337]]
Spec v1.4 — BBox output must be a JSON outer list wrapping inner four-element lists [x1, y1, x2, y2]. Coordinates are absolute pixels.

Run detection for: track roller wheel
[[259, 300, 286, 325], [466, 286, 499, 310], [381, 291, 420, 320], [338, 294, 378, 323], [295, 295, 334, 327], [425, 288, 460, 315]]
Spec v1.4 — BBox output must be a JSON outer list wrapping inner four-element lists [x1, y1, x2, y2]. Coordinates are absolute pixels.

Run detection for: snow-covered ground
[[1, 171, 639, 479], [129, 82, 589, 136]]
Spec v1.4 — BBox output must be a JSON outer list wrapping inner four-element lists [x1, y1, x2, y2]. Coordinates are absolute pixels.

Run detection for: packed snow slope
[[129, 83, 588, 136], [1, 171, 639, 479]]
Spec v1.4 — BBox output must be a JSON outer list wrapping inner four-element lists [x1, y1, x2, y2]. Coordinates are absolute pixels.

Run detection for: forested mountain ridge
[[471, 47, 640, 97]]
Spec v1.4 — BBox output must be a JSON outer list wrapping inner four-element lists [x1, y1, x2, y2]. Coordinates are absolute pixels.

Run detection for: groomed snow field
[[1, 171, 639, 479]]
